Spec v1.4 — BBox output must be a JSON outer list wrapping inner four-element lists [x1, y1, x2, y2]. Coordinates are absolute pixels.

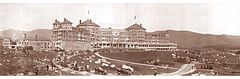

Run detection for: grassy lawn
[[99, 51, 184, 68], [100, 51, 175, 62], [105, 58, 177, 75]]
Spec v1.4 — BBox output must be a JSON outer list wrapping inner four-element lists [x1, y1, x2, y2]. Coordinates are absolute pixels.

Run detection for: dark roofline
[[125, 23, 146, 30], [61, 18, 73, 24], [53, 18, 73, 25], [53, 19, 61, 25], [77, 19, 100, 27]]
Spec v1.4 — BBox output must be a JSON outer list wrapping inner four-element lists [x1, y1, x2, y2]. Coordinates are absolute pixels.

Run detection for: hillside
[[157, 30, 240, 48], [0, 29, 52, 41]]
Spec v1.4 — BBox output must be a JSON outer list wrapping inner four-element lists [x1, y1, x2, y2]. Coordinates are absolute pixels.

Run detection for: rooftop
[[77, 19, 100, 27], [53, 18, 72, 25], [125, 23, 146, 30], [61, 18, 73, 24], [53, 19, 61, 25]]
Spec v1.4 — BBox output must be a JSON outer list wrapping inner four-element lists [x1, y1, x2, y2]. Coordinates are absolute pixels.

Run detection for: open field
[[0, 48, 58, 75], [99, 51, 184, 68]]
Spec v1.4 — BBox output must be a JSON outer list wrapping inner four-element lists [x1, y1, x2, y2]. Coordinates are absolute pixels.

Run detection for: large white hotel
[[52, 18, 177, 51]]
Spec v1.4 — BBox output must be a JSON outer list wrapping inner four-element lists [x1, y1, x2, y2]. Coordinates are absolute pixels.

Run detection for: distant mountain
[[0, 29, 52, 41], [223, 35, 240, 43], [0, 29, 25, 40], [1, 29, 240, 48], [157, 30, 240, 48], [25, 29, 52, 40]]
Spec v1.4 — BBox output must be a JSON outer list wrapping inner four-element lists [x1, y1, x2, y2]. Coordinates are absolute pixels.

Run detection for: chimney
[[24, 33, 26, 40], [64, 18, 67, 21], [90, 19, 92, 22], [140, 24, 142, 27], [79, 20, 82, 24], [35, 35, 38, 41], [55, 19, 58, 22]]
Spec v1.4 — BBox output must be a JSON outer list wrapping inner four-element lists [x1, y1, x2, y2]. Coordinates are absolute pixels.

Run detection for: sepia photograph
[[0, 1, 240, 78]]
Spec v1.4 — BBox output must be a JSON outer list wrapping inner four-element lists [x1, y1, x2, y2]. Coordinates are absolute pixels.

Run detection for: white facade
[[96, 42, 177, 51], [2, 38, 11, 48]]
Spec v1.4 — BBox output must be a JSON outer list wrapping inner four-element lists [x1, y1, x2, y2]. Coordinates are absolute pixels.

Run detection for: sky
[[0, 3, 240, 35]]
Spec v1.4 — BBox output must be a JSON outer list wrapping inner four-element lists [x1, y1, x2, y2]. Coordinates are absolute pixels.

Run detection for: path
[[159, 64, 196, 76]]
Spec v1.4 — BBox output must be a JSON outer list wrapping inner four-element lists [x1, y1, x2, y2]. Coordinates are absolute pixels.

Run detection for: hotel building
[[52, 18, 177, 51]]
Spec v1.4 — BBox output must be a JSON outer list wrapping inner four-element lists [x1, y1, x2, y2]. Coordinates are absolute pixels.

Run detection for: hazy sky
[[0, 3, 240, 35]]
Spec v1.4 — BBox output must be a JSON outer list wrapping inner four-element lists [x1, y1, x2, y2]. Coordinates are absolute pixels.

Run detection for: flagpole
[[134, 15, 137, 23], [88, 10, 90, 19]]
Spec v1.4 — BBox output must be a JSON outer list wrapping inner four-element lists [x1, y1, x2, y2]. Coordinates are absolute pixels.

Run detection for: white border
[[0, 0, 239, 3], [0, 0, 240, 79], [1, 76, 240, 79]]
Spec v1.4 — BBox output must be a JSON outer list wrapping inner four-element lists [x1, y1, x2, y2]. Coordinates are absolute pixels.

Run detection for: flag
[[88, 10, 90, 15], [134, 16, 136, 20]]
